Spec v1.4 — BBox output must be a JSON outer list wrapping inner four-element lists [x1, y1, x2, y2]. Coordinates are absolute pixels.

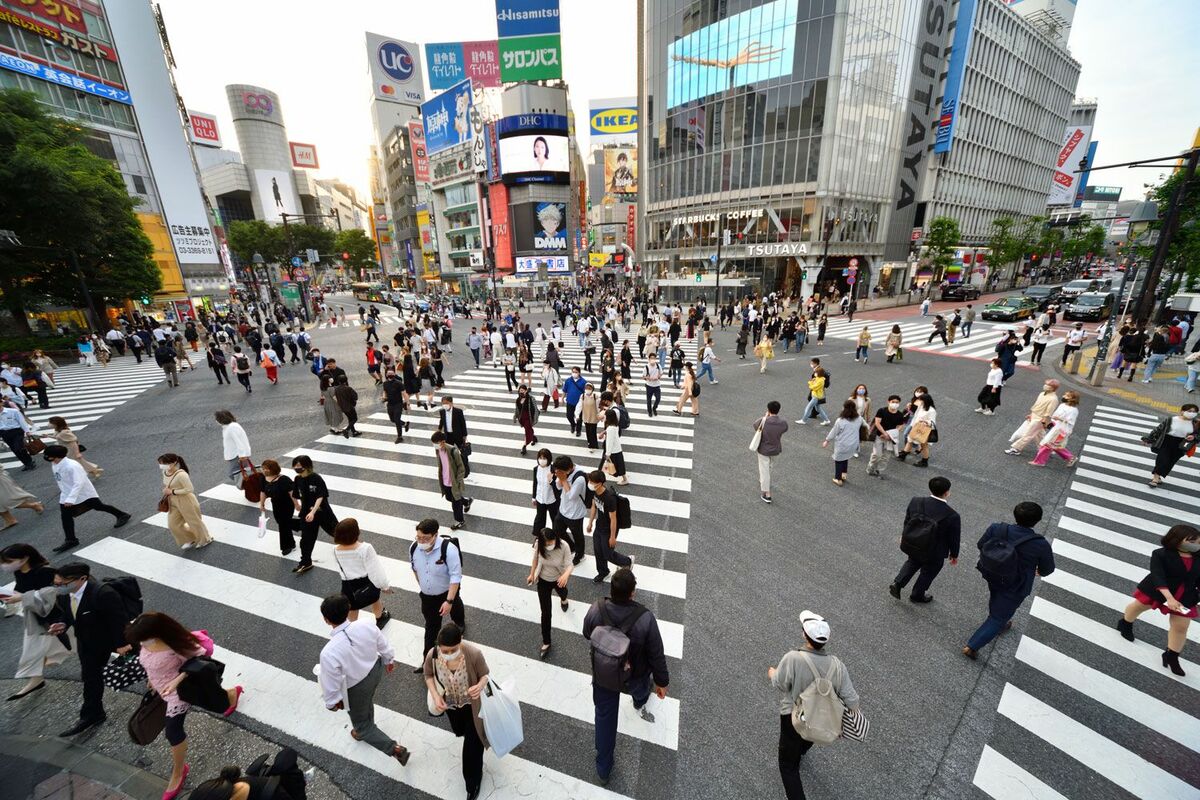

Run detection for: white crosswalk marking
[[2, 359, 165, 470], [68, 336, 693, 797], [815, 316, 1066, 363], [973, 404, 1200, 799]]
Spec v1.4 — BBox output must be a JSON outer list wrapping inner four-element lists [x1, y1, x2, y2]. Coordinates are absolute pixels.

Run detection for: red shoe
[[223, 686, 244, 717], [162, 764, 189, 800]]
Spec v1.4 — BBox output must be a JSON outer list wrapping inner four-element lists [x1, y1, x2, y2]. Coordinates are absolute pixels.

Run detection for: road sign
[[911, 228, 922, 241], [849, 258, 859, 268], [847, 276, 856, 285], [290, 256, 303, 267], [292, 268, 309, 281], [709, 254, 718, 264], [841, 268, 850, 277], [306, 249, 319, 263]]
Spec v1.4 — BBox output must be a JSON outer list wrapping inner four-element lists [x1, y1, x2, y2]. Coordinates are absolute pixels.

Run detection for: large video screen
[[500, 133, 570, 180], [667, 0, 798, 108]]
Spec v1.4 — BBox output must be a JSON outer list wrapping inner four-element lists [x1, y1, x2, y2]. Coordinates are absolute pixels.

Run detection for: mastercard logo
[[381, 84, 395, 95]]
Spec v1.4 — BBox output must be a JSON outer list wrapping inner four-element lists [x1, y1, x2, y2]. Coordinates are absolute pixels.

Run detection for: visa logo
[[591, 108, 638, 134]]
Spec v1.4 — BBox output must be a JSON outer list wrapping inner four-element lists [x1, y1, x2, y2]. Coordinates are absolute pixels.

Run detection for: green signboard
[[279, 282, 302, 305], [498, 33, 562, 82]]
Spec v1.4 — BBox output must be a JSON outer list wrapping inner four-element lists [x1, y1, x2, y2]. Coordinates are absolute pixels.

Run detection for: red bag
[[239, 459, 262, 503]]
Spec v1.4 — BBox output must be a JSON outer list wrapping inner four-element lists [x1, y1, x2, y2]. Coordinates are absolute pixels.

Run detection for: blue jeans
[[856, 345, 869, 362], [795, 332, 806, 351], [697, 362, 715, 382], [1143, 353, 1167, 380], [1187, 366, 1199, 392], [802, 396, 829, 422], [967, 589, 1025, 651], [594, 672, 651, 779], [962, 321, 973, 338], [578, 333, 587, 349], [658, 348, 667, 370]]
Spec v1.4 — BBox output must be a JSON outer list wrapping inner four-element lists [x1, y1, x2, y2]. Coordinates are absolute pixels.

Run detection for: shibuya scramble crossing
[[0, 1, 1199, 800]]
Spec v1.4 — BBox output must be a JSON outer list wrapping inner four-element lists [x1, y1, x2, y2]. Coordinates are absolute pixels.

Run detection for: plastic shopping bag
[[478, 679, 523, 758], [257, 513, 267, 539]]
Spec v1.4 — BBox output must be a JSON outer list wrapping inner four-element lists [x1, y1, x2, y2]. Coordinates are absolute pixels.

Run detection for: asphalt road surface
[[0, 297, 1194, 800]]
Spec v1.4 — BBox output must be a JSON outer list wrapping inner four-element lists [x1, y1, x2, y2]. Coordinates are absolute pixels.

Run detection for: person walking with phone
[[291, 455, 337, 575], [1116, 524, 1200, 676]]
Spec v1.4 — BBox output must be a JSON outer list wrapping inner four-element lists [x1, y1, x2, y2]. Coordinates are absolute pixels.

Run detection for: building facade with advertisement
[[639, 0, 1080, 303], [914, 0, 1080, 285], [0, 0, 228, 318]]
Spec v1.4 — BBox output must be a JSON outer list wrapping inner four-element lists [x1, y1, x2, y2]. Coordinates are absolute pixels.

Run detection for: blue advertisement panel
[[0, 52, 132, 105], [425, 42, 466, 91], [666, 0, 797, 109], [421, 79, 474, 155], [497, 113, 569, 136], [1073, 140, 1098, 208], [933, 0, 978, 154], [495, 0, 561, 38]]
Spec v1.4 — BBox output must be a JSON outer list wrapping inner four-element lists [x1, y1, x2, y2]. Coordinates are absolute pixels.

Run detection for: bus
[[351, 282, 387, 303]]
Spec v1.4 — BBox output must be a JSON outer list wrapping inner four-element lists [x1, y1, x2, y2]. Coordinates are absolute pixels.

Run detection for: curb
[[0, 733, 161, 800]]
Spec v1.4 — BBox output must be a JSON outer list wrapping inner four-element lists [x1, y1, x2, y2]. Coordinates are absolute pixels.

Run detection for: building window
[[132, 174, 147, 194]]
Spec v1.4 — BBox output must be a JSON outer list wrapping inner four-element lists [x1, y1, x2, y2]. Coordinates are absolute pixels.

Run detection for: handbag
[[127, 690, 166, 745], [427, 671, 446, 717], [841, 708, 870, 742], [23, 435, 44, 455], [908, 421, 932, 445], [240, 459, 263, 503], [748, 416, 765, 452], [928, 425, 939, 444], [602, 458, 618, 476], [333, 550, 381, 609], [157, 495, 170, 513], [103, 653, 148, 690]]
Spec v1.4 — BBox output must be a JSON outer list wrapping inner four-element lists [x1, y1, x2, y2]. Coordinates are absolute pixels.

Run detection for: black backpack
[[410, 535, 463, 567], [246, 747, 307, 800], [616, 404, 630, 432], [236, 355, 251, 371], [611, 491, 632, 530], [101, 576, 144, 622], [900, 511, 939, 560], [976, 524, 1039, 586]]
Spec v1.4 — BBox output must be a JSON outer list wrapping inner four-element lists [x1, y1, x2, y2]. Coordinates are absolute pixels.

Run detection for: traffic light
[[140, 295, 151, 305], [801, 269, 808, 281], [695, 273, 702, 283], [341, 251, 351, 262]]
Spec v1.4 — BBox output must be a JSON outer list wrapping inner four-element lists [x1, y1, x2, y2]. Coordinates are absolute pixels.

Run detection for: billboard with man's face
[[604, 148, 638, 196]]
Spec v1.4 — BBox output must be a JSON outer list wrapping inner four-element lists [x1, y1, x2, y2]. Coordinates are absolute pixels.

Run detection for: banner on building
[[933, 0, 978, 154], [0, 4, 115, 60], [0, 52, 130, 104], [489, 182, 512, 272], [588, 252, 609, 267], [187, 110, 221, 147], [532, 202, 567, 250], [408, 121, 430, 182], [1, 0, 86, 32], [253, 169, 300, 223], [289, 142, 319, 169], [425, 40, 501, 90], [1048, 124, 1093, 206], [498, 33, 562, 82], [366, 32, 425, 105], [589, 99, 638, 140], [499, 133, 569, 182], [516, 255, 569, 274], [1073, 139, 1098, 208], [627, 203, 636, 254], [604, 148, 638, 196], [421, 79, 474, 155]]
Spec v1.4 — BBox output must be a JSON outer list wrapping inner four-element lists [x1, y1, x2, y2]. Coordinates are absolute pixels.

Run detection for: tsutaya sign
[[746, 242, 808, 257], [670, 208, 764, 227]]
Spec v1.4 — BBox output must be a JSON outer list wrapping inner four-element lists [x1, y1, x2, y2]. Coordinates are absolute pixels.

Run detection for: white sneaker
[[819, 420, 831, 426], [982, 409, 994, 416], [796, 419, 807, 424]]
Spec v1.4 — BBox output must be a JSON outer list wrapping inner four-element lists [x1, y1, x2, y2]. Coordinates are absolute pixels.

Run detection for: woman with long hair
[[526, 527, 573, 658], [897, 394, 938, 467], [600, 408, 629, 485], [417, 356, 437, 409], [157, 454, 212, 550], [884, 324, 903, 362], [125, 612, 243, 800], [514, 384, 539, 456], [1, 544, 67, 700], [1141, 403, 1199, 487], [31, 349, 57, 388], [824, 400, 862, 486], [674, 362, 700, 416], [1028, 390, 1081, 468]]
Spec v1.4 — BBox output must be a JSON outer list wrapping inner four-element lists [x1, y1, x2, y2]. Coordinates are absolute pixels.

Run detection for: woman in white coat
[[1, 544, 71, 700], [215, 409, 251, 484]]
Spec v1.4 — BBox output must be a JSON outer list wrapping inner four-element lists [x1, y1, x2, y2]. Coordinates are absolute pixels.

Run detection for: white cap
[[799, 610, 830, 644]]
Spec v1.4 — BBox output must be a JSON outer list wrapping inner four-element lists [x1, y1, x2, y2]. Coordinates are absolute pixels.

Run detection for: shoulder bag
[[333, 549, 381, 609], [23, 435, 45, 455], [127, 690, 166, 745], [748, 416, 765, 452]]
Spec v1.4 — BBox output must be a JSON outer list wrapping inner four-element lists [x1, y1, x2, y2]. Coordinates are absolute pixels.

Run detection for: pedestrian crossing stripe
[[815, 317, 1066, 362], [315, 314, 403, 329], [2, 360, 166, 470], [972, 404, 1200, 799], [400, 411, 694, 454]]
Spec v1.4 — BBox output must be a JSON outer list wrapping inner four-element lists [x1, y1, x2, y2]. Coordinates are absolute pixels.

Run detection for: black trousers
[[553, 514, 585, 561], [419, 591, 466, 657], [566, 401, 580, 434], [646, 386, 661, 415], [441, 484, 465, 523], [273, 508, 296, 553], [778, 714, 816, 800], [927, 331, 948, 345], [536, 577, 568, 645], [213, 363, 230, 384], [584, 423, 599, 449], [893, 556, 945, 599], [78, 647, 109, 722], [1153, 437, 1186, 478], [446, 704, 484, 794], [532, 500, 559, 537], [0, 427, 32, 468], [505, 369, 518, 391], [298, 509, 337, 566], [60, 498, 125, 543], [387, 402, 405, 439], [1030, 342, 1047, 363], [343, 408, 359, 434]]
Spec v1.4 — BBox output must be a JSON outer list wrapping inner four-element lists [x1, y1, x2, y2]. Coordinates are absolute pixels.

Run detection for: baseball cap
[[799, 610, 830, 644]]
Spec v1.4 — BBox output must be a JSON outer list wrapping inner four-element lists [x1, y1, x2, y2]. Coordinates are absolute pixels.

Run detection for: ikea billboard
[[589, 98, 638, 142]]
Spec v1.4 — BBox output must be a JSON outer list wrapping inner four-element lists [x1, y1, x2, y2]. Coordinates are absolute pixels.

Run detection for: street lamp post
[[1132, 148, 1199, 326]]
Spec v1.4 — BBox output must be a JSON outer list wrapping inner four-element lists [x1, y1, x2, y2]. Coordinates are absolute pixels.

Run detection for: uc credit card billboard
[[666, 0, 797, 108]]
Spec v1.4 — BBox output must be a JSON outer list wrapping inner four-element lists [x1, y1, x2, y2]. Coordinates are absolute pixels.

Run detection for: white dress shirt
[[53, 457, 98, 505], [0, 406, 30, 431], [319, 619, 395, 708], [221, 422, 251, 460]]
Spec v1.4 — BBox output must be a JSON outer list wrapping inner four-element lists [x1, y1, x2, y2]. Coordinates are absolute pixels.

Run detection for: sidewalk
[[0, 679, 349, 800], [1053, 345, 1195, 414]]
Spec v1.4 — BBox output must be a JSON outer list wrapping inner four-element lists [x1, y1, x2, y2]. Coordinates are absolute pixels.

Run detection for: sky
[[156, 0, 1199, 205]]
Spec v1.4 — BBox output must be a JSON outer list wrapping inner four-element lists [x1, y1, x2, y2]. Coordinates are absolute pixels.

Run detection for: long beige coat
[[163, 469, 211, 547]]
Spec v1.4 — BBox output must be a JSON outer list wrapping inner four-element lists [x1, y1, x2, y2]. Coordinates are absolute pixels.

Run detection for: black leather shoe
[[113, 513, 132, 528], [888, 583, 900, 600], [52, 540, 80, 554], [59, 715, 105, 737], [910, 594, 933, 604]]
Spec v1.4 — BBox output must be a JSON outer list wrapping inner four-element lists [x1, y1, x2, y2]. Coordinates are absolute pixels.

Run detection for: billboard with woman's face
[[499, 133, 570, 183]]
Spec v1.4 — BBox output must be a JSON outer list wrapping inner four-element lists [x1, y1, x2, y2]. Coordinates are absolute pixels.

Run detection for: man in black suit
[[47, 563, 131, 736], [889, 476, 961, 603], [437, 396, 470, 475]]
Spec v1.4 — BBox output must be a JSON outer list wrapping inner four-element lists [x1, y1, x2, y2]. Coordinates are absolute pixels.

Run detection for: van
[[1064, 291, 1115, 321]]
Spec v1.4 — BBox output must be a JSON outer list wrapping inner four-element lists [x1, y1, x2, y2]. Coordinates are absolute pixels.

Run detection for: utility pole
[[1133, 147, 1198, 326], [715, 212, 725, 307]]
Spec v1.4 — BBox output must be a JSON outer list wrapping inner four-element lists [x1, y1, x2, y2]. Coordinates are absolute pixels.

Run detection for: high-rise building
[[637, 0, 1081, 303], [0, 0, 227, 317]]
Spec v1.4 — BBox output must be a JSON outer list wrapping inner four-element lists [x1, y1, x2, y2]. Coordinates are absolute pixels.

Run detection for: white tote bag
[[478, 679, 524, 758], [748, 416, 766, 452]]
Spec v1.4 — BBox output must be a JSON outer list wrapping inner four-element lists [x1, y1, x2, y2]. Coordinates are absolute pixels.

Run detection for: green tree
[[334, 228, 378, 271], [1142, 168, 1200, 291], [986, 217, 1021, 280], [226, 219, 287, 264], [924, 216, 960, 282], [0, 89, 159, 331]]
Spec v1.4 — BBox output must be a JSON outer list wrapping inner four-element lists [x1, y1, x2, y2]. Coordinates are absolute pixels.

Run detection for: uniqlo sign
[[187, 111, 221, 148]]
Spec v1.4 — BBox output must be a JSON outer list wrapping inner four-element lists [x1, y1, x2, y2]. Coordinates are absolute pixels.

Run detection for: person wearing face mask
[[587, 471, 633, 582], [423, 623, 489, 799], [563, 367, 587, 435], [974, 358, 1005, 416], [290, 455, 338, 574], [527, 527, 574, 658], [47, 562, 132, 737], [551, 455, 588, 566], [436, 396, 471, 475], [0, 544, 69, 701], [126, 613, 244, 800], [1060, 321, 1087, 367], [897, 394, 937, 467], [866, 395, 907, 478], [1117, 525, 1200, 676], [1005, 379, 1059, 456], [430, 432, 472, 530], [382, 370, 408, 444], [889, 476, 961, 603], [158, 454, 212, 551], [44, 445, 130, 553], [257, 460, 296, 557], [513, 385, 540, 456], [1027, 391, 1081, 468], [1141, 403, 1200, 487], [516, 443, 555, 530], [580, 383, 600, 450], [994, 331, 1023, 381]]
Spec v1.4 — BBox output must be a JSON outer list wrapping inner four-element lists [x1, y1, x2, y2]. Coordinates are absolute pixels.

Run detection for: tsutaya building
[[639, 0, 1079, 304]]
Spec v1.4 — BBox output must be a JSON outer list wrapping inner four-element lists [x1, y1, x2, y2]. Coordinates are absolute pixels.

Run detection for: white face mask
[[1184, 411, 1198, 420], [856, 388, 866, 396], [159, 464, 171, 473], [0, 561, 21, 572], [420, 539, 436, 552], [438, 648, 461, 661], [587, 483, 599, 493], [537, 457, 549, 467], [888, 402, 900, 411], [585, 389, 593, 395]]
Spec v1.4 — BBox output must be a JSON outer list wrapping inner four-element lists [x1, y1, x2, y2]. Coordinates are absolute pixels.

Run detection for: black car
[[940, 283, 981, 301]]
